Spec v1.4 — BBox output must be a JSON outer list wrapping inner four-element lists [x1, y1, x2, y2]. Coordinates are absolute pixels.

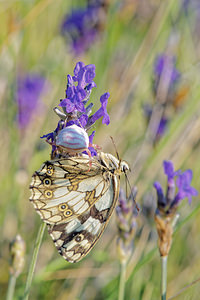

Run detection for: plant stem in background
[[6, 275, 16, 300], [7, 234, 26, 300], [153, 161, 198, 300], [116, 188, 138, 300], [23, 223, 46, 300], [161, 256, 168, 300], [118, 261, 127, 300]]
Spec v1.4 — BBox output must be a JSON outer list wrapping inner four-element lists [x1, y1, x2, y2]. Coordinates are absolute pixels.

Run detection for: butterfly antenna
[[110, 136, 121, 161], [125, 173, 140, 213]]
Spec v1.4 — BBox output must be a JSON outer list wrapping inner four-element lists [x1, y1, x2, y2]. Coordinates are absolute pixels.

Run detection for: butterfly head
[[119, 160, 130, 174], [100, 152, 130, 175]]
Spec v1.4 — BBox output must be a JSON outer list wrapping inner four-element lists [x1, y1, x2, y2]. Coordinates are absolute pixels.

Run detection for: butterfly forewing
[[29, 152, 129, 262]]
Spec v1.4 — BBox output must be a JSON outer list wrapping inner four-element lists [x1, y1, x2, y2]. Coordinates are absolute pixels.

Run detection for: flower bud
[[10, 235, 25, 277], [116, 188, 138, 264]]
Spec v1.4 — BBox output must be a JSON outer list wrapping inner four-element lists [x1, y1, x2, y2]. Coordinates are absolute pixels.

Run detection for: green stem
[[118, 261, 127, 300], [6, 274, 16, 300], [23, 223, 46, 300], [161, 256, 168, 300]]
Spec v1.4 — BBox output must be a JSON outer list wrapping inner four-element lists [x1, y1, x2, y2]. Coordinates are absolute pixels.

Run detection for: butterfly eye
[[44, 190, 53, 198], [63, 209, 72, 217], [59, 204, 68, 211], [44, 178, 51, 187]]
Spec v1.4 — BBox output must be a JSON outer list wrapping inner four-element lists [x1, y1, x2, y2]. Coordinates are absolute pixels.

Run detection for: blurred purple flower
[[154, 160, 198, 214], [116, 188, 138, 263], [16, 74, 46, 129], [61, 2, 104, 55], [41, 61, 110, 157], [143, 104, 168, 141], [154, 54, 180, 84], [182, 0, 200, 14], [153, 54, 181, 95]]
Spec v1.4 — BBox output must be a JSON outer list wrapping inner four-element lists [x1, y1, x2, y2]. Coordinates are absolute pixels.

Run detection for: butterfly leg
[[84, 148, 93, 172]]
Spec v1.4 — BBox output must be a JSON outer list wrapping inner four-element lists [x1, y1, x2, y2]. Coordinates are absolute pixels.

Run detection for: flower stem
[[6, 274, 16, 300], [118, 261, 127, 300], [23, 223, 46, 300], [161, 256, 168, 300]]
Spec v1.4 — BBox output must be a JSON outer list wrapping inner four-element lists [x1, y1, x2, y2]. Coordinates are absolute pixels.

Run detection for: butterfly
[[29, 152, 129, 263]]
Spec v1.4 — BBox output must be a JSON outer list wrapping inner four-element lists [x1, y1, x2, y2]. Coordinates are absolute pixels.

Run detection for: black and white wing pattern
[[30, 152, 129, 263]]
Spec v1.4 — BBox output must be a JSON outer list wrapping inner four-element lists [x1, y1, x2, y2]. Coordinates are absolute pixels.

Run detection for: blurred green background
[[1, 0, 200, 299]]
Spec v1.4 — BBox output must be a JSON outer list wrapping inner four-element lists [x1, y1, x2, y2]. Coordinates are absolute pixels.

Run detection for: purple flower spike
[[42, 61, 110, 158], [89, 131, 95, 144], [154, 54, 181, 85], [73, 62, 85, 78], [61, 3, 104, 55], [174, 170, 198, 205], [163, 160, 181, 183], [16, 74, 46, 128], [157, 118, 168, 137], [88, 92, 110, 126], [84, 65, 96, 84], [79, 114, 88, 127], [143, 104, 169, 142], [154, 160, 198, 214], [163, 161, 175, 179], [73, 63, 96, 90], [153, 181, 166, 208], [60, 98, 75, 113], [84, 131, 97, 156]]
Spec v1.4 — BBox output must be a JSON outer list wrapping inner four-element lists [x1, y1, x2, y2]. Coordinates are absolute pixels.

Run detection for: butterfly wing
[[47, 171, 120, 263], [30, 152, 126, 262], [30, 156, 111, 225]]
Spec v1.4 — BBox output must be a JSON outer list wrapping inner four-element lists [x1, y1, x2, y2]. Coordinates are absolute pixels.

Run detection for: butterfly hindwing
[[47, 173, 119, 263]]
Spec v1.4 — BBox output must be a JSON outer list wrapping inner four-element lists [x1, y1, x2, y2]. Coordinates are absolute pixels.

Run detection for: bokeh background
[[1, 0, 200, 299]]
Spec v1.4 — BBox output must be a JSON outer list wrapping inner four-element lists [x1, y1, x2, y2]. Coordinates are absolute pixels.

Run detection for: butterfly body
[[30, 152, 129, 263]]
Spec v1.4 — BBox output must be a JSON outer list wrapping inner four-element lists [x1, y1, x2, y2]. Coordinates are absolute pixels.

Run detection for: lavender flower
[[154, 160, 198, 256], [16, 74, 46, 129], [143, 55, 181, 143], [143, 104, 169, 142], [61, 1, 108, 55], [153, 54, 181, 95], [41, 61, 110, 157], [183, 0, 200, 15], [154, 160, 198, 214], [116, 188, 138, 264]]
